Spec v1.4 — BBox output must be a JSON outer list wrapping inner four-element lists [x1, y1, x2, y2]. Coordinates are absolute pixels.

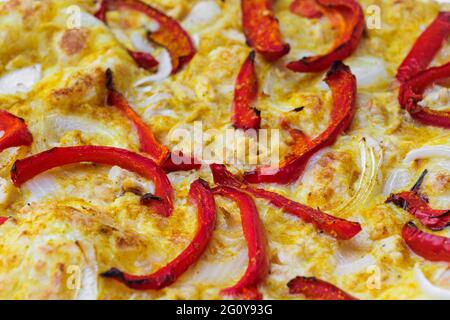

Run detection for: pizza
[[0, 0, 449, 300]]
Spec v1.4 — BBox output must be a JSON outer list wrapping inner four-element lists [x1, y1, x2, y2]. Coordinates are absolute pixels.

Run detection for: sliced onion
[[403, 145, 450, 164], [221, 29, 246, 43], [75, 241, 98, 300], [24, 174, 58, 203], [345, 56, 389, 88], [383, 169, 411, 197], [335, 254, 376, 276], [415, 265, 450, 300], [131, 31, 155, 54], [183, 0, 221, 28], [0, 64, 41, 95], [134, 49, 172, 84], [335, 137, 383, 213]]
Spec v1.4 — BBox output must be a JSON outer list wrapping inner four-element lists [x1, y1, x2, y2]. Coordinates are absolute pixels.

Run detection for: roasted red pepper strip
[[242, 0, 290, 61], [402, 222, 450, 262], [288, 276, 356, 300], [127, 50, 159, 70], [396, 12, 450, 83], [102, 179, 216, 290], [287, 0, 364, 73], [10, 146, 174, 217], [96, 0, 196, 73], [105, 69, 170, 165], [290, 0, 323, 19], [161, 152, 202, 173], [213, 186, 268, 300], [244, 61, 356, 184], [387, 170, 450, 231], [0, 110, 33, 153], [398, 62, 450, 128], [210, 164, 361, 240], [232, 51, 261, 130], [0, 217, 8, 225]]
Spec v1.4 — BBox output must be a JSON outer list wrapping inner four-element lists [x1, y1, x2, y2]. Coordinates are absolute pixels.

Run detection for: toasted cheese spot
[[60, 28, 88, 56]]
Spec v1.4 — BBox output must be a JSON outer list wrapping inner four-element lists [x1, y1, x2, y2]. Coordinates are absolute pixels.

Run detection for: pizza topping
[[288, 276, 356, 300], [290, 0, 323, 19], [387, 170, 450, 231], [398, 62, 450, 128], [396, 12, 450, 83], [96, 0, 196, 73], [126, 50, 159, 70], [162, 152, 201, 173], [402, 222, 450, 262], [101, 179, 216, 290], [210, 164, 362, 240], [0, 217, 8, 225], [0, 65, 42, 95], [213, 186, 268, 300], [60, 28, 88, 56], [287, 0, 364, 73], [232, 51, 261, 130], [244, 61, 356, 184], [241, 0, 290, 61], [105, 69, 170, 165], [0, 110, 33, 153], [10, 146, 174, 217]]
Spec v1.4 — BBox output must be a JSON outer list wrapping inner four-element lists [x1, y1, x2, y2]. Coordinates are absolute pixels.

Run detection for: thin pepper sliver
[[287, 0, 364, 73], [0, 110, 33, 153], [210, 164, 361, 240], [244, 61, 356, 185], [232, 51, 261, 130], [396, 12, 450, 83], [0, 217, 8, 225], [242, 0, 290, 61], [288, 276, 356, 300], [213, 186, 268, 300], [10, 146, 174, 217], [402, 222, 450, 263], [398, 62, 450, 128], [105, 69, 170, 165], [96, 0, 196, 74], [102, 179, 216, 290]]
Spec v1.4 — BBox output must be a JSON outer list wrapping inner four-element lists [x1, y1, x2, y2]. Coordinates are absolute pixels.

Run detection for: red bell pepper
[[290, 0, 323, 19], [288, 276, 356, 300], [241, 0, 290, 61], [213, 186, 268, 300], [0, 217, 8, 225], [127, 50, 159, 70], [244, 61, 356, 184], [287, 0, 364, 73], [387, 170, 450, 231], [232, 51, 261, 130], [102, 179, 216, 290], [106, 69, 170, 165], [396, 12, 450, 83], [398, 62, 450, 128], [96, 0, 196, 73], [0, 110, 33, 153], [11, 146, 174, 217], [402, 222, 450, 262], [161, 152, 202, 173], [210, 164, 361, 240]]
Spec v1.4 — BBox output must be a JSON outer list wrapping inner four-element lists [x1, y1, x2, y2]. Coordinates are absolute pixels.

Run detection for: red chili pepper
[[398, 62, 450, 128], [242, 0, 290, 61], [102, 179, 216, 290], [288, 276, 356, 300], [232, 51, 261, 130], [290, 0, 323, 19], [213, 186, 268, 300], [0, 217, 8, 225], [0, 110, 33, 153], [244, 61, 356, 184], [161, 152, 202, 173], [127, 50, 159, 70], [10, 146, 174, 217], [210, 164, 361, 240], [402, 222, 450, 262], [387, 170, 450, 231], [396, 12, 450, 83], [105, 69, 170, 165], [287, 0, 364, 73], [96, 0, 196, 73]]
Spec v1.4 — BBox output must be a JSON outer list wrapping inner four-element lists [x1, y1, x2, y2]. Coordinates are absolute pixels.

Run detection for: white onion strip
[[415, 265, 450, 300], [403, 145, 450, 164]]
